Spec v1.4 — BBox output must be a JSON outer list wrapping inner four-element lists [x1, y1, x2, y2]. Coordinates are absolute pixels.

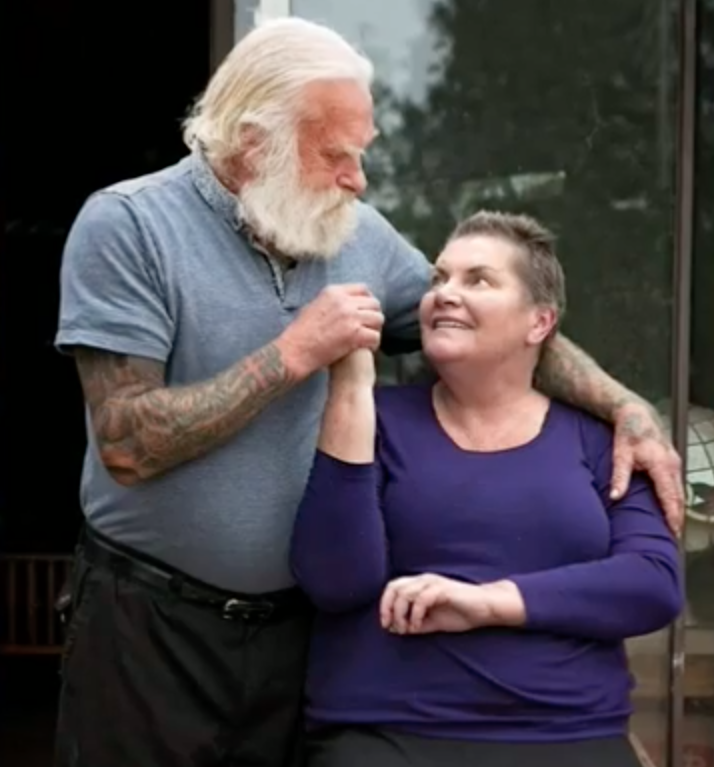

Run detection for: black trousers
[[307, 728, 645, 767], [54, 533, 313, 767]]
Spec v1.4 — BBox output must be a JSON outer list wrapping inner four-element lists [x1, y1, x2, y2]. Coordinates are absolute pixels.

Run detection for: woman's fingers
[[380, 575, 442, 632], [408, 584, 443, 632]]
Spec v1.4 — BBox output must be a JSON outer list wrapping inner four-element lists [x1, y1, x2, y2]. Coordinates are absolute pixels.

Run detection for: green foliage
[[366, 0, 714, 403]]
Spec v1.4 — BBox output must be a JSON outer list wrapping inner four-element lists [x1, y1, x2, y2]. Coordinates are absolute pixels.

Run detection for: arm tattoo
[[75, 344, 296, 485], [535, 334, 647, 422]]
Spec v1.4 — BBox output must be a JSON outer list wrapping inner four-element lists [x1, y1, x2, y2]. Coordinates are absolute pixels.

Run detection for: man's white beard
[[237, 146, 358, 260]]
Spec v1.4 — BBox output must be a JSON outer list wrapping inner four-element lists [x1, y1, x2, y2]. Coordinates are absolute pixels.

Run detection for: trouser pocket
[[58, 548, 94, 677]]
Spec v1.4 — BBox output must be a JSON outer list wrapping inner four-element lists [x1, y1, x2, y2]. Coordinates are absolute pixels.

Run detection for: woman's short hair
[[182, 17, 373, 165], [448, 210, 566, 324]]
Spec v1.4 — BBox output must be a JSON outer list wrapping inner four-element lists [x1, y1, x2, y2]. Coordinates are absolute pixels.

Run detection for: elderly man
[[53, 16, 683, 767]]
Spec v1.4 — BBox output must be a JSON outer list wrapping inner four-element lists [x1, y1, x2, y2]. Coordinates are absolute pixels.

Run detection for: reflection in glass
[[292, 1, 685, 763], [685, 0, 714, 763]]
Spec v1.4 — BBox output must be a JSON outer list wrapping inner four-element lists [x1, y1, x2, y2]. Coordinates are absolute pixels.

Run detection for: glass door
[[282, 2, 680, 762], [684, 1, 714, 764], [225, 3, 711, 764]]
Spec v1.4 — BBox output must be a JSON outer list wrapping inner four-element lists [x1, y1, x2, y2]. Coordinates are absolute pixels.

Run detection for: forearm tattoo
[[535, 334, 643, 422], [74, 344, 295, 484]]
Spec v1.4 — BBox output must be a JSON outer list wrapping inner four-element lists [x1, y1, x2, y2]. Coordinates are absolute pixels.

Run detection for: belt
[[80, 526, 308, 623]]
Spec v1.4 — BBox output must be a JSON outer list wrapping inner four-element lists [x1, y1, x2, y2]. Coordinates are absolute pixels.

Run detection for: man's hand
[[277, 284, 384, 380], [611, 402, 685, 535], [536, 335, 685, 535], [379, 574, 525, 635]]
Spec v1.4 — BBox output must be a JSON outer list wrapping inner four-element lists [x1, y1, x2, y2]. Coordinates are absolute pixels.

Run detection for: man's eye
[[325, 150, 347, 164]]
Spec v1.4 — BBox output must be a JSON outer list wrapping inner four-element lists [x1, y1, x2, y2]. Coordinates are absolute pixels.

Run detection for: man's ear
[[238, 122, 269, 154], [223, 122, 270, 183]]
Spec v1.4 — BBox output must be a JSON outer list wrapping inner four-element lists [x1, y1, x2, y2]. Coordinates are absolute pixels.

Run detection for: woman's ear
[[527, 306, 558, 346]]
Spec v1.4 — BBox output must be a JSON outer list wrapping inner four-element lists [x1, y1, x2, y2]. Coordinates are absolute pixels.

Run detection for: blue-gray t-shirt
[[55, 149, 431, 592]]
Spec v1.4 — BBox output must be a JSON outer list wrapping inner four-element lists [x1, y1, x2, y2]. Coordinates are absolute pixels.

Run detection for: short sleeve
[[374, 211, 431, 355], [55, 191, 174, 361]]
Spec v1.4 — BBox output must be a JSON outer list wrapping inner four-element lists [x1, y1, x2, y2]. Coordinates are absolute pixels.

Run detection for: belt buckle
[[222, 597, 273, 622]]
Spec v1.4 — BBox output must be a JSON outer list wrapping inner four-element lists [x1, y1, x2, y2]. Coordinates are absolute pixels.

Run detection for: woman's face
[[419, 234, 556, 367]]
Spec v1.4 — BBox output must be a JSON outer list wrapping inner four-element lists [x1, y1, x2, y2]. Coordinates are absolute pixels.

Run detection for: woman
[[290, 211, 682, 767]]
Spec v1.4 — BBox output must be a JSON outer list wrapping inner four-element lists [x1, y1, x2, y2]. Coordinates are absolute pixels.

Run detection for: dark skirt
[[306, 727, 644, 767]]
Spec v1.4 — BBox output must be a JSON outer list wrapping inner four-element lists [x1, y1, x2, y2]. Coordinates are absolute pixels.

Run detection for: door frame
[[210, 0, 292, 70]]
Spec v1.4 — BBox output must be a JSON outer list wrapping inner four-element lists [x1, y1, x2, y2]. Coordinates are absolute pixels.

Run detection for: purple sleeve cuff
[[311, 449, 377, 484]]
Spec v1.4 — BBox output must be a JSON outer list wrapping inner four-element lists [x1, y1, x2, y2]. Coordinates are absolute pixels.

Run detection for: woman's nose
[[434, 285, 461, 306]]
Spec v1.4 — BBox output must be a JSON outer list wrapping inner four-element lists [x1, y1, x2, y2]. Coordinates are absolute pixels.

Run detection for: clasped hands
[[379, 573, 527, 635], [278, 283, 382, 383]]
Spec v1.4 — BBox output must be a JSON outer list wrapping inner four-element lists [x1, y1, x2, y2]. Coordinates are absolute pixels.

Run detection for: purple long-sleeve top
[[290, 384, 683, 742]]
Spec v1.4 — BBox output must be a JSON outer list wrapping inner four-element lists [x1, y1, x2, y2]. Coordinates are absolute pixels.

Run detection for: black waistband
[[80, 526, 308, 622]]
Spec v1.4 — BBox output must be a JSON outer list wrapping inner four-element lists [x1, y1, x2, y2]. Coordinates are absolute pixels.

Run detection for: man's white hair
[[182, 17, 374, 164]]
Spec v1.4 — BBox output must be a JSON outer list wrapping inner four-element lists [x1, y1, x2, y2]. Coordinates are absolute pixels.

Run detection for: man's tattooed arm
[[535, 334, 650, 420], [535, 333, 685, 534], [74, 344, 298, 486]]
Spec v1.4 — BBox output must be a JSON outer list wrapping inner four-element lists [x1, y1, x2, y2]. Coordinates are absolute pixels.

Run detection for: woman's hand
[[329, 348, 377, 390], [379, 574, 526, 634], [318, 349, 377, 463]]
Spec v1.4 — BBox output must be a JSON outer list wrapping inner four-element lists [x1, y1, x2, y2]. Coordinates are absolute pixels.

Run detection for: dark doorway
[[1, 1, 211, 762]]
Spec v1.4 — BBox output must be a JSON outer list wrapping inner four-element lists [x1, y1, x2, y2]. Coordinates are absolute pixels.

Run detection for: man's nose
[[337, 167, 367, 196]]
